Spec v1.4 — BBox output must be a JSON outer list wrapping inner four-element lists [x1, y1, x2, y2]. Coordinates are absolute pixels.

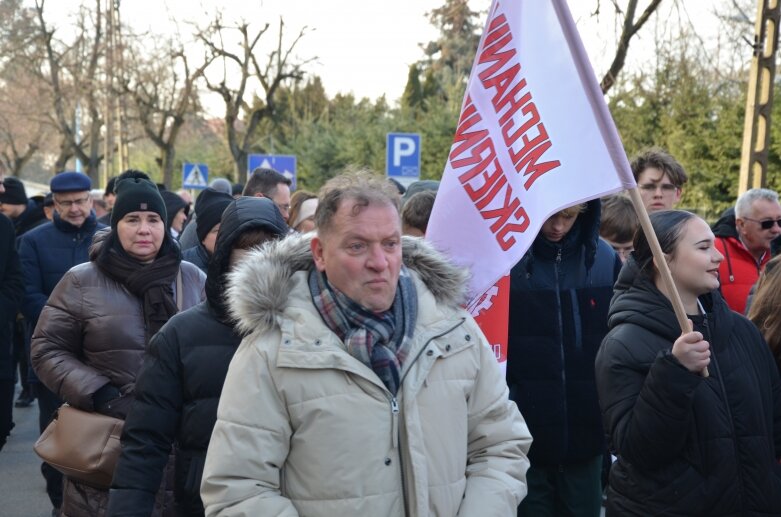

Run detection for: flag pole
[[627, 188, 709, 377]]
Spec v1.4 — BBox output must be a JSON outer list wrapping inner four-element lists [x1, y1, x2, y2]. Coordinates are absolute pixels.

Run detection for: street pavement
[[0, 386, 55, 517]]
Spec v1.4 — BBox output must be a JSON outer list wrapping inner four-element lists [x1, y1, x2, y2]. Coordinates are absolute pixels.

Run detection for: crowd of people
[[0, 150, 778, 516]]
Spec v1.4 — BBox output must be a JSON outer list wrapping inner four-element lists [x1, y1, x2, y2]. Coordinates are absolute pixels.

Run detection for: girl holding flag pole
[[595, 209, 781, 515]]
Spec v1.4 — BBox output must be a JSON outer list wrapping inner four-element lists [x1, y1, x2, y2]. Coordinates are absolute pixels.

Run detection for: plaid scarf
[[309, 266, 418, 395]]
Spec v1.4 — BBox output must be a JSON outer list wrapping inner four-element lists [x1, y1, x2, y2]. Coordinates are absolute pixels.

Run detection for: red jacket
[[714, 236, 768, 314]]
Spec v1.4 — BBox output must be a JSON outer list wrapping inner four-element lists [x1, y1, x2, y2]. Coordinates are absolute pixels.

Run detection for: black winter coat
[[13, 198, 47, 237], [108, 197, 288, 517], [181, 244, 209, 274], [0, 214, 23, 381], [507, 199, 621, 466], [0, 214, 23, 448], [595, 259, 781, 516]]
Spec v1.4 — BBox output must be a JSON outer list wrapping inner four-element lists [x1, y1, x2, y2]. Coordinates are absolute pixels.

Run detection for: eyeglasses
[[54, 196, 90, 209], [276, 203, 291, 213], [638, 183, 678, 194], [743, 217, 781, 230]]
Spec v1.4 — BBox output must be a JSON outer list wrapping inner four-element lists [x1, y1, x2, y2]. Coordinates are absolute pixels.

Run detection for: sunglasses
[[743, 217, 781, 230]]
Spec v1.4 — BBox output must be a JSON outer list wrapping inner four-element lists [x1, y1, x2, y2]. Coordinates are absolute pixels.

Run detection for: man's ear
[[311, 236, 326, 272]]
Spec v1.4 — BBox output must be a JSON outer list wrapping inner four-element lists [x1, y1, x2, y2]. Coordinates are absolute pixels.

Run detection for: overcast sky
[[35, 1, 744, 114]]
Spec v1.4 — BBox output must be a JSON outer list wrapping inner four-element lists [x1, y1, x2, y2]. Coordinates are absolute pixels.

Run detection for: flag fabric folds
[[427, 0, 636, 303]]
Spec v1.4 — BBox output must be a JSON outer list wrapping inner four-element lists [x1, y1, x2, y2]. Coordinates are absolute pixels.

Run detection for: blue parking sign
[[386, 133, 421, 188], [182, 163, 209, 189], [248, 154, 297, 190]]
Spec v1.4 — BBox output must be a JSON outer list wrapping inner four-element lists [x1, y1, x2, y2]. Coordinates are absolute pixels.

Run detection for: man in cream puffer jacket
[[201, 172, 532, 517]]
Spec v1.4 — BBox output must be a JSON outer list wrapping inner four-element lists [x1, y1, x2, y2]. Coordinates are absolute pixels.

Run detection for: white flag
[[427, 0, 636, 300]]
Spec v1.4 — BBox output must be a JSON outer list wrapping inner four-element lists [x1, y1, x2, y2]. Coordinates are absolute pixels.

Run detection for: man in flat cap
[[18, 171, 106, 515]]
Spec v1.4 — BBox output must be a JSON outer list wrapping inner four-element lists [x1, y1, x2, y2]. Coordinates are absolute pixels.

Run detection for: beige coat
[[201, 234, 532, 517]]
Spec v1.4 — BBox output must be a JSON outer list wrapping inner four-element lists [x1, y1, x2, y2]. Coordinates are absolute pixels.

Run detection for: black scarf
[[96, 233, 181, 343]]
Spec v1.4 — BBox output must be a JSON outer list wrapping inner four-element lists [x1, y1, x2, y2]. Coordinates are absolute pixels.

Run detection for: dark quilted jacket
[[595, 259, 781, 516], [31, 232, 205, 517], [507, 199, 621, 466]]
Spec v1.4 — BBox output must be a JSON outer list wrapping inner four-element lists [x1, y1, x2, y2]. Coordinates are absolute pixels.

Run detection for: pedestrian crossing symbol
[[182, 163, 209, 189], [247, 154, 297, 190]]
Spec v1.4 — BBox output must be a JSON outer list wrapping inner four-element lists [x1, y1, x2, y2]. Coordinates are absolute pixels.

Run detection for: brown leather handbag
[[33, 403, 124, 489]]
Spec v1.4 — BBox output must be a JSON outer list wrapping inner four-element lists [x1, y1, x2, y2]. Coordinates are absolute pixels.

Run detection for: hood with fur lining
[[227, 232, 470, 336]]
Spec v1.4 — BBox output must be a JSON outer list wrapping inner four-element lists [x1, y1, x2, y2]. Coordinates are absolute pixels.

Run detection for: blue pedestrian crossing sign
[[182, 163, 209, 189], [386, 133, 421, 188], [247, 154, 297, 190]]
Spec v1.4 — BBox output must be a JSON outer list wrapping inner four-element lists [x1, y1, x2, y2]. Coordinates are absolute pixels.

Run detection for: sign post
[[386, 133, 421, 188], [182, 163, 209, 190], [247, 154, 297, 190]]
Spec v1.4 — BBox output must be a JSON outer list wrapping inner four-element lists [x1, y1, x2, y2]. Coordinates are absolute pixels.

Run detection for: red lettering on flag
[[476, 7, 562, 191]]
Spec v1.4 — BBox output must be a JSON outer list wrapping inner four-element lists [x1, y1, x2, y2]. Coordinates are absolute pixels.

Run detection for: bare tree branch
[[194, 16, 313, 181], [33, 0, 105, 181], [123, 38, 214, 187], [600, 0, 664, 94]]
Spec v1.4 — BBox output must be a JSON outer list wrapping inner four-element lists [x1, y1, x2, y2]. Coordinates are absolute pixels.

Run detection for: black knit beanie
[[0, 177, 28, 205], [111, 178, 166, 229], [160, 190, 189, 229], [195, 188, 233, 242]]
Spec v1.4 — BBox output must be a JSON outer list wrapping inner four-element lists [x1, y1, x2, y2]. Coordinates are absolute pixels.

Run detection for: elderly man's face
[[736, 198, 781, 256], [312, 200, 402, 313], [54, 190, 92, 227]]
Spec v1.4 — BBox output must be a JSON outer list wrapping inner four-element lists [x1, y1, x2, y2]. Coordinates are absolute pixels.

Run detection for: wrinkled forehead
[[321, 197, 398, 236], [340, 196, 399, 220], [54, 190, 90, 201]]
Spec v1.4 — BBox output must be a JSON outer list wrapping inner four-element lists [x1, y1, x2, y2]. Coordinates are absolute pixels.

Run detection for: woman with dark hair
[[596, 210, 781, 515], [31, 178, 206, 517], [748, 254, 781, 373]]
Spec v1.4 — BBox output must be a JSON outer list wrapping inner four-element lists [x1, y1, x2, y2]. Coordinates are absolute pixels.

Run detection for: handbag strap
[[176, 268, 183, 311]]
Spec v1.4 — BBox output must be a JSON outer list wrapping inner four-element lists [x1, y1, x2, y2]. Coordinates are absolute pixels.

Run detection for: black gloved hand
[[92, 384, 131, 419]]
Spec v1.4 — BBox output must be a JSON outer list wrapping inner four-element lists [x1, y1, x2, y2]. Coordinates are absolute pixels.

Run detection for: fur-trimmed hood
[[227, 232, 470, 336]]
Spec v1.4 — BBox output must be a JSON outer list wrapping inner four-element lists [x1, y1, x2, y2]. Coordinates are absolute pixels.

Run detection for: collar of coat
[[227, 233, 470, 336]]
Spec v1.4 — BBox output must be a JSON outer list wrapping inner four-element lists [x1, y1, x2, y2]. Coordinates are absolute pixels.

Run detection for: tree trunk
[[161, 144, 175, 189]]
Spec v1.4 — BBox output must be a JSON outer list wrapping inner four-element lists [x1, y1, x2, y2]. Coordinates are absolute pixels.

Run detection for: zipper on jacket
[[390, 397, 400, 448], [391, 396, 408, 515], [385, 319, 466, 517], [703, 316, 747, 510], [554, 247, 569, 456]]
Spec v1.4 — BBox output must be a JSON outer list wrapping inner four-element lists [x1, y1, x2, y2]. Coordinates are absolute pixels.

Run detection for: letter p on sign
[[393, 137, 416, 166], [386, 133, 421, 187]]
